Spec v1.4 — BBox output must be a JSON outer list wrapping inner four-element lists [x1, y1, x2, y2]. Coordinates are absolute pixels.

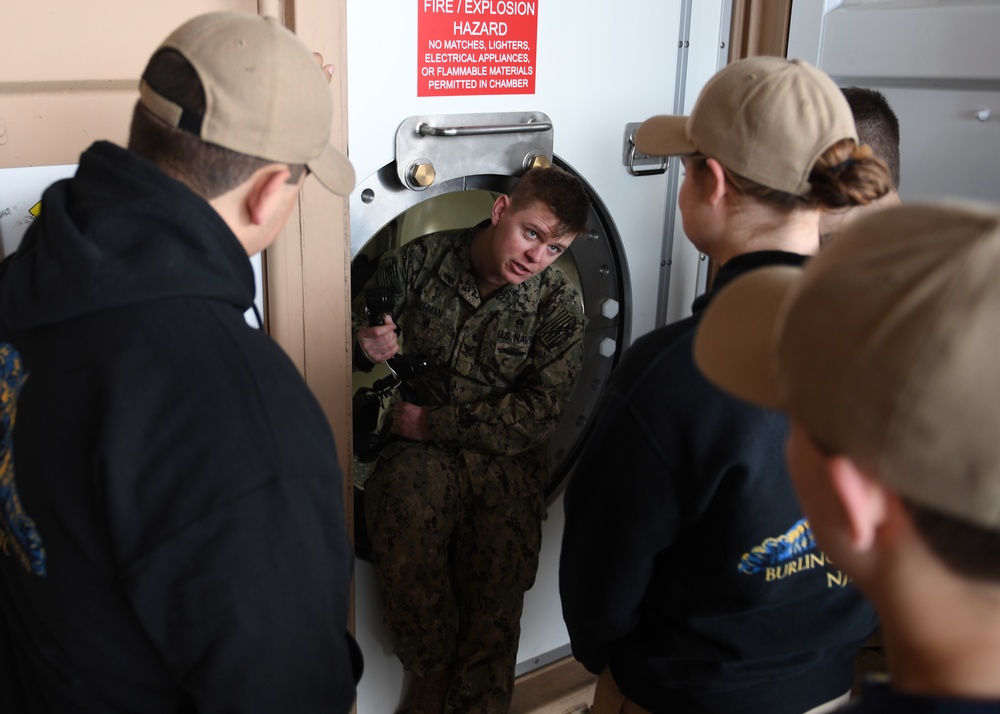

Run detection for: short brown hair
[[905, 499, 1000, 582], [509, 166, 590, 238]]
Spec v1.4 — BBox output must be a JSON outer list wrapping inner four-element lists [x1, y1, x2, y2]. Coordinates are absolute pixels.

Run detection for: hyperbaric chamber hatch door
[[350, 112, 631, 559]]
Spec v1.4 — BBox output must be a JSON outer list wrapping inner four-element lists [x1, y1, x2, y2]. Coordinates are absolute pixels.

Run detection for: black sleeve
[[559, 342, 683, 674]]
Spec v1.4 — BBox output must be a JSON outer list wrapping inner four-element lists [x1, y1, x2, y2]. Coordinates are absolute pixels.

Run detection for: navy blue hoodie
[[0, 141, 361, 713], [560, 251, 877, 714]]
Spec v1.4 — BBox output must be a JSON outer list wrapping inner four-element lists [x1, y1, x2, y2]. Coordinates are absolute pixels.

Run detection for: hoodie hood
[[0, 141, 254, 330]]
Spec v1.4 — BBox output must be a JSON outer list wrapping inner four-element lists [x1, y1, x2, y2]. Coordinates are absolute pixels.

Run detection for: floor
[[508, 634, 890, 714], [510, 657, 596, 714]]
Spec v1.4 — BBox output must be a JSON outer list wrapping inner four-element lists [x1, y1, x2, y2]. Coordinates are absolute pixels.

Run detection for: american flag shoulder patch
[[537, 307, 579, 350]]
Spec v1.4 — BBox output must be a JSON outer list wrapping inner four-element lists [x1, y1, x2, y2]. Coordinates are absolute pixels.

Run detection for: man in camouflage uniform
[[353, 167, 590, 714]]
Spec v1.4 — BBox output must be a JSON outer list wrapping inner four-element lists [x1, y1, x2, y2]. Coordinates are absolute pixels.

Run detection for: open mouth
[[510, 261, 531, 277]]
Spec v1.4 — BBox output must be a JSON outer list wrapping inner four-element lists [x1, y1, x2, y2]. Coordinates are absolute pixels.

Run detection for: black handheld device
[[353, 286, 431, 460]]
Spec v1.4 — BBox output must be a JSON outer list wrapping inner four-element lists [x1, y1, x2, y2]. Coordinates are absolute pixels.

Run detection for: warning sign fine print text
[[418, 0, 538, 97]]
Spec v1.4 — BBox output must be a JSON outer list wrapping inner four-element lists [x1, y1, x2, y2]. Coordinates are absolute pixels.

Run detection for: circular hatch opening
[[350, 158, 629, 559]]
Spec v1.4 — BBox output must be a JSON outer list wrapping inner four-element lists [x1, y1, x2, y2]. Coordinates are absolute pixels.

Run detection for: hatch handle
[[622, 123, 668, 177], [626, 136, 668, 177], [416, 120, 552, 137]]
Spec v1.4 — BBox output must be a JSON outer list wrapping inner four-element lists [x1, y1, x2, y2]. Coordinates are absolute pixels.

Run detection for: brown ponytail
[[718, 139, 893, 214], [808, 139, 894, 210]]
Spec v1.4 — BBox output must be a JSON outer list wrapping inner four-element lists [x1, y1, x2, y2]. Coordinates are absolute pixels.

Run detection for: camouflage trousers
[[364, 442, 544, 714]]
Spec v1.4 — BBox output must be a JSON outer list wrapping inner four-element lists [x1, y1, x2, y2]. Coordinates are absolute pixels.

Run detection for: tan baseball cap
[[139, 11, 355, 196], [635, 57, 858, 196], [694, 202, 1000, 529]]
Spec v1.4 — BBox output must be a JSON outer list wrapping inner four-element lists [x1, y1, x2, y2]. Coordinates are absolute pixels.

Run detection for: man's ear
[[491, 194, 512, 225], [246, 165, 294, 227], [703, 157, 729, 207], [826, 454, 889, 551]]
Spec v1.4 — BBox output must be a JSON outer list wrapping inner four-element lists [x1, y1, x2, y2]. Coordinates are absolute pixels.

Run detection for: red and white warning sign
[[417, 0, 538, 97]]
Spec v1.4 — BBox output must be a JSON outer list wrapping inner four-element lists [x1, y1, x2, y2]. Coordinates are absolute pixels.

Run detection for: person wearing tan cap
[[559, 56, 893, 714], [694, 201, 1000, 712], [0, 12, 360, 713]]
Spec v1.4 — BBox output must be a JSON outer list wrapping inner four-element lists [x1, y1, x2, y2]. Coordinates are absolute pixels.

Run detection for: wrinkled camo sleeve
[[428, 278, 586, 456]]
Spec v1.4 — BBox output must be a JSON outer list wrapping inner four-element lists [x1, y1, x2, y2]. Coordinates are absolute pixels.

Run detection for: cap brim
[[634, 115, 697, 157], [693, 266, 803, 410], [308, 144, 356, 196]]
